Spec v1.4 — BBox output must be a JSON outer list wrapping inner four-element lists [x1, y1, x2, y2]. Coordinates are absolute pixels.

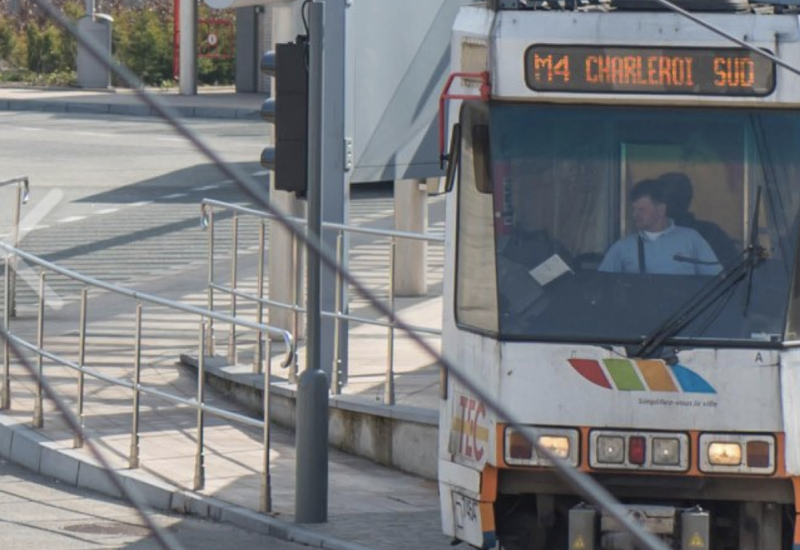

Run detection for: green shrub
[[199, 56, 233, 85], [26, 24, 58, 73], [113, 8, 173, 86], [0, 0, 235, 87], [0, 17, 15, 62]]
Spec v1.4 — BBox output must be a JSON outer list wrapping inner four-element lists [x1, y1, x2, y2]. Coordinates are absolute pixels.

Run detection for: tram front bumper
[[568, 503, 710, 550]]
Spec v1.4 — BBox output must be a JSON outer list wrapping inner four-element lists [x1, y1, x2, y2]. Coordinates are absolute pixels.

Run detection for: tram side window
[[492, 106, 616, 271], [756, 115, 800, 341], [490, 104, 619, 334], [455, 102, 499, 333]]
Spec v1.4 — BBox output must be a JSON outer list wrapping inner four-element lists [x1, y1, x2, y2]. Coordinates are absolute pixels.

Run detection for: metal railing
[[0, 176, 30, 319], [200, 198, 444, 405], [0, 239, 294, 514]]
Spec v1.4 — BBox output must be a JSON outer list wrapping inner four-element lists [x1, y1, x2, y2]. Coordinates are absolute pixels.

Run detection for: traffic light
[[260, 36, 309, 197]]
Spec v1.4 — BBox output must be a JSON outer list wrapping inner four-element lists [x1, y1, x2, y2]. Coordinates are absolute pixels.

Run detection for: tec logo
[[451, 394, 490, 461], [568, 358, 715, 394]]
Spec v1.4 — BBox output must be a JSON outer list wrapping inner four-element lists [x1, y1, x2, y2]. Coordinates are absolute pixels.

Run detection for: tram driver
[[598, 177, 721, 275]]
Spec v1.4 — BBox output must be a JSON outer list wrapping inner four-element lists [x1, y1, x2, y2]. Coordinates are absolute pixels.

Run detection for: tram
[[437, 1, 800, 549]]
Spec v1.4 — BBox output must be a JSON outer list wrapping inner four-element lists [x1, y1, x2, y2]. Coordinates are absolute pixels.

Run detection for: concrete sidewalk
[[0, 85, 451, 550]]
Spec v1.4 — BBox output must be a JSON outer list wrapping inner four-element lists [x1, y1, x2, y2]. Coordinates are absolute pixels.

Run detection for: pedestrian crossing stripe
[[572, 534, 586, 549], [689, 532, 706, 547]]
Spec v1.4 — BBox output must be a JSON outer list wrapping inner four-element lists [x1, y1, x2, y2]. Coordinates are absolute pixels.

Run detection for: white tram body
[[438, 2, 800, 549]]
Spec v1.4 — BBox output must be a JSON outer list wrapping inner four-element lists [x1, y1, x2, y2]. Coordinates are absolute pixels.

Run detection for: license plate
[[452, 492, 486, 548]]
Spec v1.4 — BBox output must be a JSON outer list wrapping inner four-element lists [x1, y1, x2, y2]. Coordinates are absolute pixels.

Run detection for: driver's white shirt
[[599, 222, 721, 275]]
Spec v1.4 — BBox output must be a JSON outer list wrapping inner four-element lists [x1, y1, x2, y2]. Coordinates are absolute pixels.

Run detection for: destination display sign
[[525, 45, 775, 96]]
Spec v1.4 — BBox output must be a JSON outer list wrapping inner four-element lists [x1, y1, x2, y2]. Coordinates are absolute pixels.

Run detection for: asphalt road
[[0, 109, 265, 191], [0, 112, 265, 309], [0, 111, 420, 304]]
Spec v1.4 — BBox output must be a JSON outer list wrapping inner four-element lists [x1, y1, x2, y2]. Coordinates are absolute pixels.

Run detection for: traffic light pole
[[295, 0, 328, 524], [320, 0, 349, 392]]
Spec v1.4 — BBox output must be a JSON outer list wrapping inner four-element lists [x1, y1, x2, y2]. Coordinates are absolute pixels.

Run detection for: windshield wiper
[[742, 187, 764, 316], [634, 188, 767, 359]]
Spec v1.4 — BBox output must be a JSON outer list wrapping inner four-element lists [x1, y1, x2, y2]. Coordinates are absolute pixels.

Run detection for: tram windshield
[[455, 101, 800, 347]]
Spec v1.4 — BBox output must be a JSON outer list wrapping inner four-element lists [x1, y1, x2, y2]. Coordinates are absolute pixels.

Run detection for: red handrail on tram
[[439, 71, 491, 167]]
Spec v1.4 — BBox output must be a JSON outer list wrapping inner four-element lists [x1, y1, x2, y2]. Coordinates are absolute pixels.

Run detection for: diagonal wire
[[649, 0, 800, 79], [21, 0, 800, 547]]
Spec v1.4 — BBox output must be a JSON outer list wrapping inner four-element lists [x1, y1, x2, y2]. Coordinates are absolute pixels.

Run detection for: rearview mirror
[[444, 123, 461, 194]]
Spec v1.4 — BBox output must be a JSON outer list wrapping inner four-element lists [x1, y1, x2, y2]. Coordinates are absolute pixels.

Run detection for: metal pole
[[317, 0, 348, 385], [194, 321, 206, 490], [295, 0, 328, 524], [331, 231, 343, 395], [75, 287, 88, 448], [130, 302, 142, 469], [385, 238, 396, 406], [172, 0, 179, 80], [260, 336, 272, 513], [228, 213, 239, 365], [2, 249, 10, 410], [206, 209, 215, 357], [178, 0, 197, 95], [254, 221, 266, 374], [33, 271, 45, 428]]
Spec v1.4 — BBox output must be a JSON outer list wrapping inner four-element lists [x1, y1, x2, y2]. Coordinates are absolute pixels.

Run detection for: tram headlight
[[590, 430, 688, 471], [699, 434, 775, 474], [707, 442, 742, 466], [504, 426, 579, 467], [596, 435, 625, 464], [652, 437, 681, 466], [538, 435, 571, 459]]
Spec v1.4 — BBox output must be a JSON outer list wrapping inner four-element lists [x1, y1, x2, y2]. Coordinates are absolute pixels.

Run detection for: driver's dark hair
[[629, 178, 666, 205]]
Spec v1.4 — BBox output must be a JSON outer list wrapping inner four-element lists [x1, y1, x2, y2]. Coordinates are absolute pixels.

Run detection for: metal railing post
[[254, 220, 266, 374], [385, 238, 396, 406], [9, 183, 23, 318], [194, 321, 206, 490], [206, 208, 215, 357], [33, 271, 45, 427], [227, 213, 239, 365], [290, 233, 300, 384], [331, 231, 344, 394], [2, 249, 10, 410], [129, 302, 142, 469], [260, 336, 272, 513], [75, 287, 88, 448]]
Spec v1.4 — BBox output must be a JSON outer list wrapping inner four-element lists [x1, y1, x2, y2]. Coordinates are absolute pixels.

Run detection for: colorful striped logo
[[568, 358, 716, 394]]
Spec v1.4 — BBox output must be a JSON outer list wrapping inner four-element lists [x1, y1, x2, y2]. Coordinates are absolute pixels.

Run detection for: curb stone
[[0, 98, 259, 120]]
